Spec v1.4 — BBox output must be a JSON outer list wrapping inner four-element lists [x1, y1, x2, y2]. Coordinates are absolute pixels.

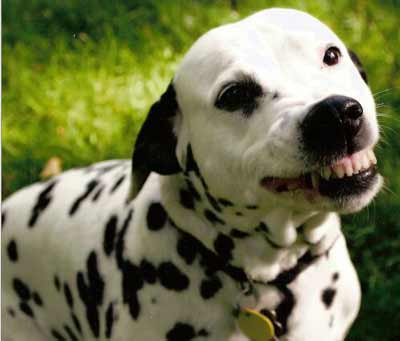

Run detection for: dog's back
[[2, 161, 133, 340]]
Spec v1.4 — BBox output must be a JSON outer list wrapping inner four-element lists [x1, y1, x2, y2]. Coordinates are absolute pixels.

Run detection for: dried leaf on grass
[[40, 157, 63, 179]]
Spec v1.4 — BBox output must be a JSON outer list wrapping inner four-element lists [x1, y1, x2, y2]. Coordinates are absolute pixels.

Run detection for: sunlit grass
[[2, 1, 400, 339]]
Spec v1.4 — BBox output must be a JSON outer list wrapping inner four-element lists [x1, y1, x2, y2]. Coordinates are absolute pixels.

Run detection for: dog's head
[[132, 8, 381, 214]]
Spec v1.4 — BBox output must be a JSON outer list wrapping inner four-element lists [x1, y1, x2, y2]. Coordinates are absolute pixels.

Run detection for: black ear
[[130, 83, 181, 197], [348, 49, 368, 84]]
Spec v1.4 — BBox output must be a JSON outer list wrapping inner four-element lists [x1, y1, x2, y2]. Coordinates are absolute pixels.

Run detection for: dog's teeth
[[321, 167, 332, 180], [353, 156, 361, 173], [333, 165, 345, 178], [368, 149, 377, 165], [311, 172, 320, 189], [361, 153, 370, 170], [343, 159, 353, 177]]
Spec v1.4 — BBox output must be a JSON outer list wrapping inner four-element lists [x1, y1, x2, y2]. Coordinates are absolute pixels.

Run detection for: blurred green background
[[2, 0, 400, 339]]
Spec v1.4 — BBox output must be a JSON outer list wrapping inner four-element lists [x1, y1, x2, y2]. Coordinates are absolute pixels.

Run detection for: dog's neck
[[159, 170, 341, 283]]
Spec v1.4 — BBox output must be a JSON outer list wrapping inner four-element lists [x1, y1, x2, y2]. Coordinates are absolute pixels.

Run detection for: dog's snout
[[301, 96, 365, 159]]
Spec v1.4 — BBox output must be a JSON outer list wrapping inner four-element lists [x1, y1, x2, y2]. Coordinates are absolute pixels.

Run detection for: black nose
[[301, 95, 364, 158]]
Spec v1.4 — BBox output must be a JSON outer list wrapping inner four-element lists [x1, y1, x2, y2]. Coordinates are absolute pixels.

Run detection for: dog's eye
[[323, 46, 341, 66], [215, 80, 263, 115]]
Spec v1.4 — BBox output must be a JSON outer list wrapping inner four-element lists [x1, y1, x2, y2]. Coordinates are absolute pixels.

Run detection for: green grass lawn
[[3, 0, 400, 339]]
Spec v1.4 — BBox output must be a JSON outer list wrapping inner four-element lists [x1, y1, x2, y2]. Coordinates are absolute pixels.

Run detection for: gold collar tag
[[237, 307, 275, 341]]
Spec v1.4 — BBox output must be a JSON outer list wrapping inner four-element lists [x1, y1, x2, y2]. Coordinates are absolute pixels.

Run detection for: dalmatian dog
[[2, 8, 381, 341]]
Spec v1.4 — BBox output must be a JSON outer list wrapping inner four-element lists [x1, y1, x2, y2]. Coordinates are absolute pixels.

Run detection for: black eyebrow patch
[[215, 76, 263, 116]]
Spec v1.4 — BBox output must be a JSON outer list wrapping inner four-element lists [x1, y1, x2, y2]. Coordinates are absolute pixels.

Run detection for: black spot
[[214, 233, 234, 262], [51, 329, 67, 341], [32, 292, 43, 306], [69, 180, 99, 215], [54, 275, 61, 291], [235, 211, 243, 216], [204, 209, 225, 225], [297, 224, 305, 234], [255, 222, 269, 233], [92, 163, 122, 174], [199, 175, 209, 191], [7, 240, 18, 262], [180, 189, 195, 210], [115, 209, 144, 320], [218, 198, 234, 207], [268, 251, 318, 337], [172, 220, 248, 285], [158, 262, 190, 291], [115, 209, 133, 270], [92, 186, 104, 202], [71, 312, 83, 335], [103, 215, 118, 256], [147, 202, 167, 231], [230, 229, 250, 239], [76, 251, 104, 338], [105, 302, 115, 338], [1, 210, 6, 228], [120, 261, 143, 319], [29, 180, 57, 227], [332, 272, 340, 282], [13, 278, 31, 301], [206, 192, 221, 212], [185, 179, 201, 201], [177, 234, 198, 265], [186, 145, 201, 176], [200, 276, 222, 299], [198, 329, 209, 337], [322, 288, 337, 308], [64, 283, 74, 308], [19, 302, 34, 318], [110, 174, 126, 193], [151, 297, 157, 304], [64, 324, 78, 341], [140, 259, 158, 284], [166, 322, 196, 341], [246, 205, 258, 210], [7, 307, 15, 317]]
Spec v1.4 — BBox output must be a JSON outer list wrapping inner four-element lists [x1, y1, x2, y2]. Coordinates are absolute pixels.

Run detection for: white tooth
[[333, 165, 345, 178], [368, 150, 377, 165], [311, 172, 320, 189], [353, 156, 362, 173], [321, 167, 332, 180], [344, 159, 353, 177], [362, 153, 370, 169]]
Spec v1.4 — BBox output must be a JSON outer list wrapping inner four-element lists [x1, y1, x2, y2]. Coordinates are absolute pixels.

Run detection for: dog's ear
[[348, 49, 368, 84], [129, 83, 181, 198]]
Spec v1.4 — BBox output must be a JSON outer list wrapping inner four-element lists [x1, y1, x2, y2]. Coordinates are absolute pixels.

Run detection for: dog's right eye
[[215, 80, 263, 115]]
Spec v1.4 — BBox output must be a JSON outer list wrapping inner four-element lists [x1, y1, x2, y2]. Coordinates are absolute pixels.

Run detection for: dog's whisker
[[373, 88, 392, 98]]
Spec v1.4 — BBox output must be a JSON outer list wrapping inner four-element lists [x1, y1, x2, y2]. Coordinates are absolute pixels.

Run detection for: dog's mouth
[[261, 148, 378, 198]]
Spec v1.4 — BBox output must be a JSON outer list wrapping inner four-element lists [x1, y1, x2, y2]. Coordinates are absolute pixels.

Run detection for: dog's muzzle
[[261, 95, 379, 199]]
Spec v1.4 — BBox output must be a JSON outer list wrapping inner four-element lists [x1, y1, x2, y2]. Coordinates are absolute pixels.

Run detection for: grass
[[2, 0, 400, 340]]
